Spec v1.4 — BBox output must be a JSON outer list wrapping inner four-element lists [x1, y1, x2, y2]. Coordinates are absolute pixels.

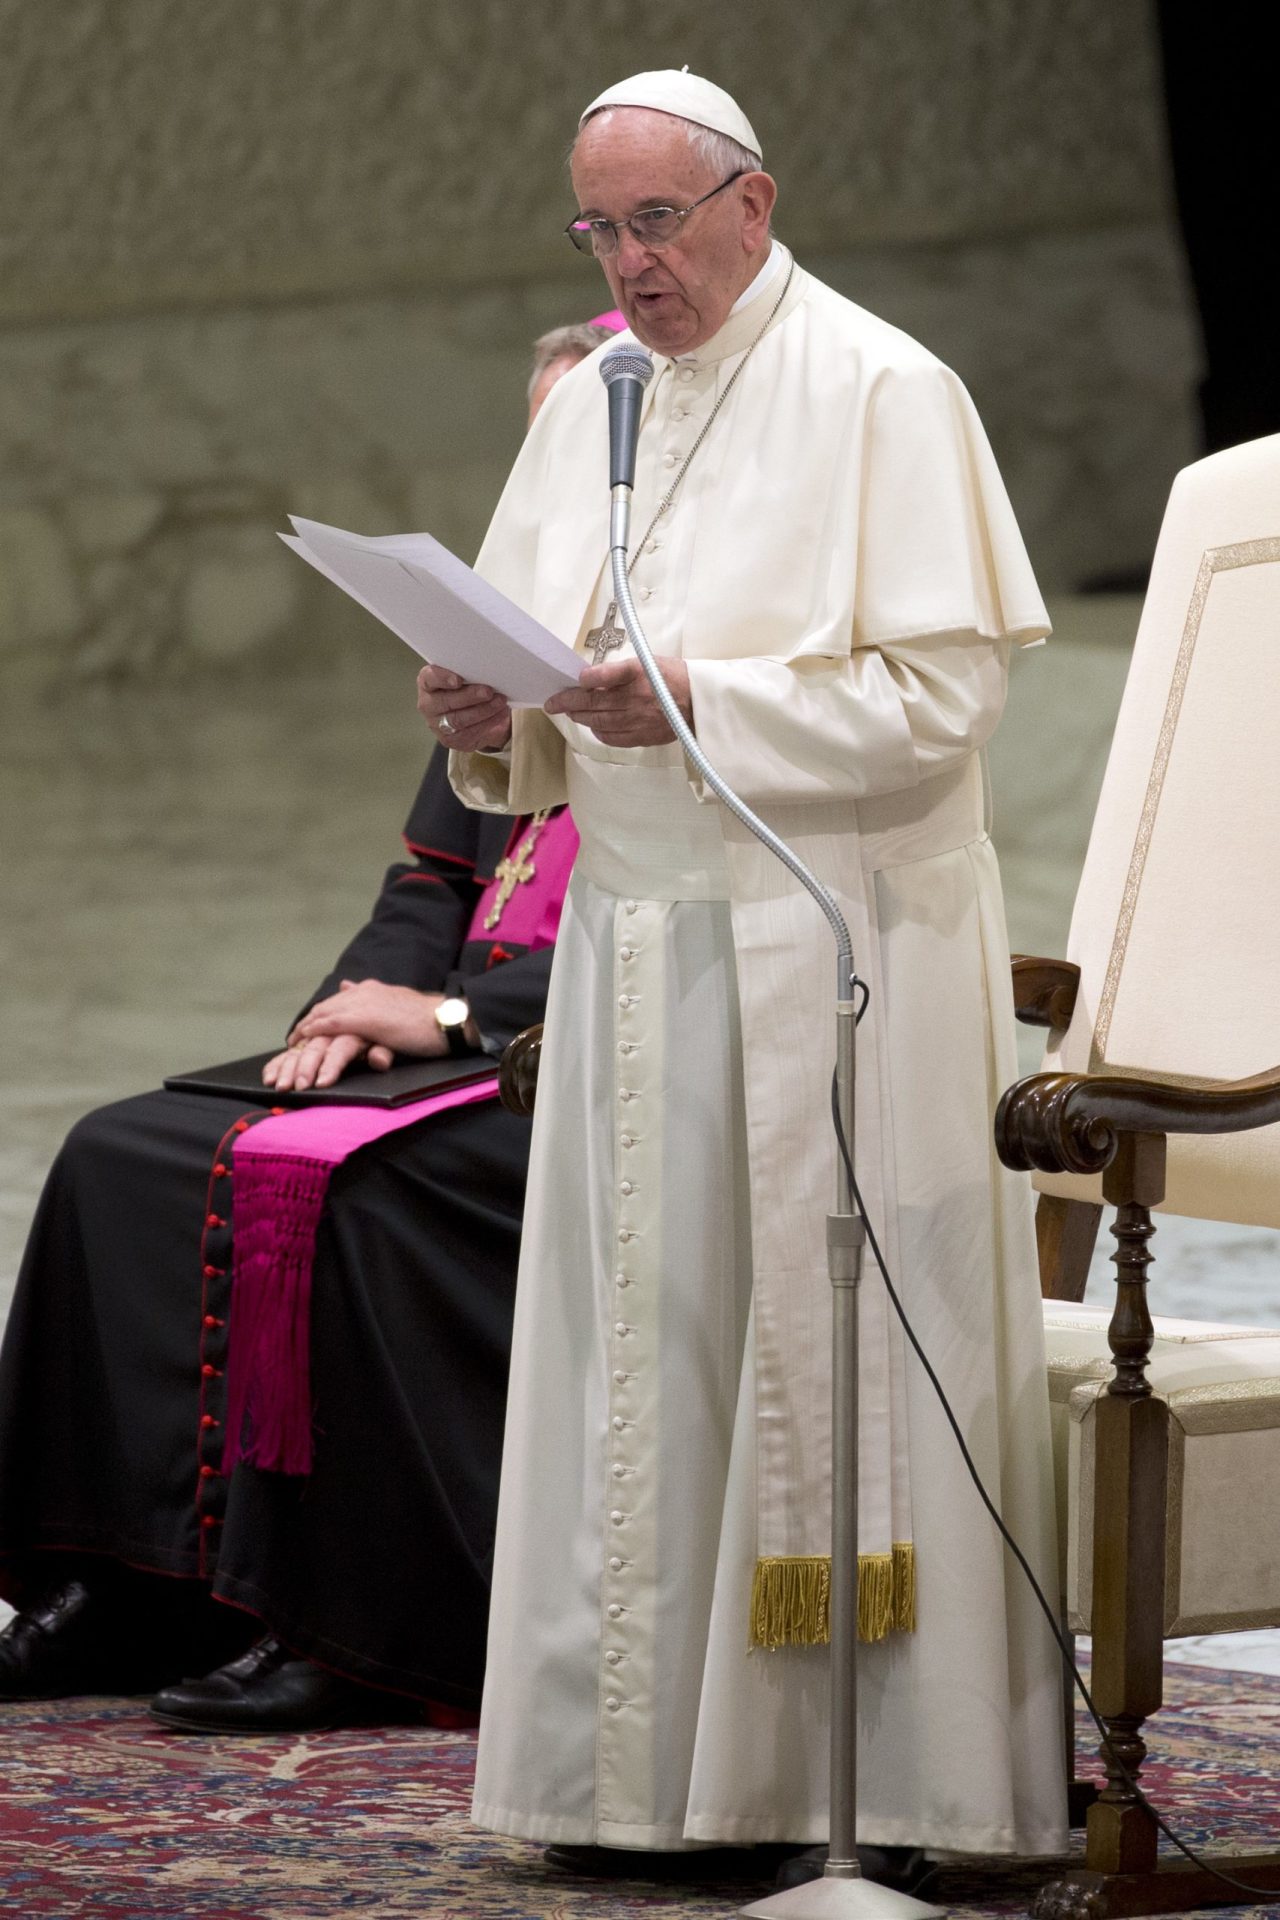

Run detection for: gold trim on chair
[[1170, 1377, 1280, 1428], [1068, 1375, 1280, 1635]]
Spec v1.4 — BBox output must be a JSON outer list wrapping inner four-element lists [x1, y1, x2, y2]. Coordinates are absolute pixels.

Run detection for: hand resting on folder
[[264, 979, 480, 1093]]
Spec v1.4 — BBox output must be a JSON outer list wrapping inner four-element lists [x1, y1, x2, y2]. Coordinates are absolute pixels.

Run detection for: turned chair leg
[[1085, 1133, 1168, 1878]]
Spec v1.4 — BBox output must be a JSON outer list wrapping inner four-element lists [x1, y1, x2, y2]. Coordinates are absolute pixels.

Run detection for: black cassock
[[0, 754, 551, 1709]]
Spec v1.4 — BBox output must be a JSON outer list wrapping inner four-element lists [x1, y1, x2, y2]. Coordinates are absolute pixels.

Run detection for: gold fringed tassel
[[750, 1555, 830, 1649], [857, 1551, 895, 1642], [892, 1539, 916, 1633], [749, 1544, 917, 1649]]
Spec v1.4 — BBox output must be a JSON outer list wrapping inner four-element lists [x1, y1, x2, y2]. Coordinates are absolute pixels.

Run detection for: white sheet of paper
[[281, 517, 584, 707]]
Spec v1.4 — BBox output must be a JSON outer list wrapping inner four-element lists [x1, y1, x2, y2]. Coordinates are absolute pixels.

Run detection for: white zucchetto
[[579, 68, 762, 161]]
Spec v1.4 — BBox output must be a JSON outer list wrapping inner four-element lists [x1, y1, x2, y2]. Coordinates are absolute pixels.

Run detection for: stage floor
[[1, 1659, 1277, 1919]]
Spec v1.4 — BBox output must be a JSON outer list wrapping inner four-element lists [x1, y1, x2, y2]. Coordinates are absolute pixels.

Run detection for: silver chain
[[624, 254, 795, 570]]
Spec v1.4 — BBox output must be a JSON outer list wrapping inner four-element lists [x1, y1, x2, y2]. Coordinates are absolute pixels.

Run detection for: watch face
[[437, 996, 469, 1029]]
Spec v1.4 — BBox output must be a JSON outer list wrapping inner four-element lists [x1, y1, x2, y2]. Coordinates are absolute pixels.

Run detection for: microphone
[[599, 342, 654, 493]]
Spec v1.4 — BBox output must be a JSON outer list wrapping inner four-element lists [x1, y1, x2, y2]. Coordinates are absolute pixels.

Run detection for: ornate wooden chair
[[999, 433, 1280, 1917]]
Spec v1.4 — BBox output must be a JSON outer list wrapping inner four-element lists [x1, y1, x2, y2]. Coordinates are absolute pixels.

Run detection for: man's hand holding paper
[[282, 517, 585, 708], [419, 655, 694, 753], [417, 664, 514, 754], [545, 656, 692, 747], [282, 515, 698, 752]]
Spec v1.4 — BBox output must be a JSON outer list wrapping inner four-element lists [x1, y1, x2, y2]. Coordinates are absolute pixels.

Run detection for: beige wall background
[[1, 0, 1199, 689]]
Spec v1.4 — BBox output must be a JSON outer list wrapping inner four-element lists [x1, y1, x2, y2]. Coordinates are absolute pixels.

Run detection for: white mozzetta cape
[[453, 258, 1049, 1616]]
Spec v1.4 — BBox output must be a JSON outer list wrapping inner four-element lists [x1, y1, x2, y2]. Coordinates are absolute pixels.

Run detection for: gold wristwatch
[[434, 995, 472, 1058]]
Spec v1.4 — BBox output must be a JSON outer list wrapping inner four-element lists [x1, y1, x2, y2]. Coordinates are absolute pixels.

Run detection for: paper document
[[281, 517, 584, 707]]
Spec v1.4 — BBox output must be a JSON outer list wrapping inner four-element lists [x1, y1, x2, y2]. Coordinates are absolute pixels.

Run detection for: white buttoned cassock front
[[451, 251, 1067, 1854]]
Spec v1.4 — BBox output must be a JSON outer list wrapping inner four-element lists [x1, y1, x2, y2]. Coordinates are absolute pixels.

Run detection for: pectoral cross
[[585, 603, 627, 667], [484, 844, 538, 930], [483, 810, 551, 931]]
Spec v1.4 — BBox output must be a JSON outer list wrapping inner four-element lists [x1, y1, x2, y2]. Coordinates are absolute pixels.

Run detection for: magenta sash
[[223, 807, 578, 1475], [222, 1079, 498, 1475], [464, 807, 579, 949]]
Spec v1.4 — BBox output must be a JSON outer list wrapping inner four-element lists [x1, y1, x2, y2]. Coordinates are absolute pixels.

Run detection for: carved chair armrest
[[1001, 1062, 1280, 1400], [1010, 954, 1080, 1029], [498, 1023, 544, 1118], [996, 1061, 1280, 1178]]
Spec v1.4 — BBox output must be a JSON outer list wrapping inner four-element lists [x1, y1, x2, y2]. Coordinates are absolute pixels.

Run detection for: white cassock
[[451, 247, 1068, 1855]]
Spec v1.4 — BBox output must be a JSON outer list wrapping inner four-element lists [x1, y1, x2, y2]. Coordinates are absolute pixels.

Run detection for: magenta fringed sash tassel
[[221, 1150, 332, 1476], [222, 1080, 498, 1475]]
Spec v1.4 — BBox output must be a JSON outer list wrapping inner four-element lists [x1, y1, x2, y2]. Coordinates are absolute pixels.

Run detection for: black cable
[[829, 1067, 1275, 1899]]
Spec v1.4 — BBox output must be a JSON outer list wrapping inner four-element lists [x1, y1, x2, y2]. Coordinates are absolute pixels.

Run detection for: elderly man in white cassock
[[418, 69, 1067, 1882]]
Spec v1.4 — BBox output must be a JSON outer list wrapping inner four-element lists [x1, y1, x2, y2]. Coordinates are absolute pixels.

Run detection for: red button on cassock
[[200, 1464, 219, 1479], [213, 1163, 228, 1177], [201, 1363, 220, 1379], [203, 1314, 221, 1329], [233, 1120, 249, 1134], [201, 1514, 217, 1528], [206, 1214, 224, 1229], [201, 1414, 219, 1429]]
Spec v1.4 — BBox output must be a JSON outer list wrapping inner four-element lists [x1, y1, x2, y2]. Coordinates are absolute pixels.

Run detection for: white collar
[[670, 241, 783, 365], [667, 241, 794, 368], [728, 239, 781, 315]]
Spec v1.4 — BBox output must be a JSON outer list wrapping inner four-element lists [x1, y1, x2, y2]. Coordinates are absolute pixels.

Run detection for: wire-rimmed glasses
[[564, 172, 745, 258]]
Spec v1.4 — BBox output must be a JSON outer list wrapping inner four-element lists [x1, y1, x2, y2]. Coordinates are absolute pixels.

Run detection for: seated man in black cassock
[[0, 315, 621, 1733], [0, 753, 575, 1732]]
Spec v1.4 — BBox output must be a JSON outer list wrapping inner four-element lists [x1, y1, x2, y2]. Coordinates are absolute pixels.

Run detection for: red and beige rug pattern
[[1, 1663, 1277, 1917]]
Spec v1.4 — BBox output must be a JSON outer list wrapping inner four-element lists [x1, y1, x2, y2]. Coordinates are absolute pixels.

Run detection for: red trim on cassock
[[401, 839, 475, 868]]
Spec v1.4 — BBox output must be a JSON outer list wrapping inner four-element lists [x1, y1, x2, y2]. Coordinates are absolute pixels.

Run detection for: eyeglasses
[[565, 172, 745, 258]]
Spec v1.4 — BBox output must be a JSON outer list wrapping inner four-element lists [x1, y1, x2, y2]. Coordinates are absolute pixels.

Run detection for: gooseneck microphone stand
[[597, 348, 941, 1920]]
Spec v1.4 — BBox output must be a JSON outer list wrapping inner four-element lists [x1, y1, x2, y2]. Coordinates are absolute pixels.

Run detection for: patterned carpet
[[1, 1664, 1277, 1918]]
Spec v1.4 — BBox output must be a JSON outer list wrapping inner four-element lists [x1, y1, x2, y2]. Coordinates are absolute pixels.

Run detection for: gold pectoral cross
[[483, 847, 536, 931], [585, 603, 627, 667], [483, 810, 551, 931]]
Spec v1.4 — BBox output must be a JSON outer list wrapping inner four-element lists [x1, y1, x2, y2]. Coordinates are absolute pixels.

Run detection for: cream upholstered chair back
[[1036, 433, 1280, 1227]]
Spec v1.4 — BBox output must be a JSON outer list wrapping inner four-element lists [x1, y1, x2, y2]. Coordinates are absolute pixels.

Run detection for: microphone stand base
[[741, 1871, 944, 1919]]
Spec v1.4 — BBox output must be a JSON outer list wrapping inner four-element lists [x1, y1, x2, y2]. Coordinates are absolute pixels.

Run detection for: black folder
[[164, 1050, 497, 1110]]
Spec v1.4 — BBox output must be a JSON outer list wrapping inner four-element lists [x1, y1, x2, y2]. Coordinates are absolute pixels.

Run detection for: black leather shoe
[[775, 1844, 937, 1895], [148, 1635, 412, 1734], [0, 1578, 173, 1699], [545, 1844, 788, 1885]]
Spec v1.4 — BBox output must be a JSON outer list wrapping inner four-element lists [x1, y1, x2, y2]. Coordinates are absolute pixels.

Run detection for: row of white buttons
[[662, 364, 694, 473], [601, 911, 644, 1718]]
